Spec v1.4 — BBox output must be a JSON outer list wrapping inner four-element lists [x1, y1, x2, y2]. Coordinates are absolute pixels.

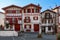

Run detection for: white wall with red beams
[[3, 4, 41, 32]]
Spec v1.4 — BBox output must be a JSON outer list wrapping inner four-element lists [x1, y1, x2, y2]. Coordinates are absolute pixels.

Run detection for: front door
[[42, 27, 45, 33], [15, 24, 20, 31], [34, 24, 39, 32]]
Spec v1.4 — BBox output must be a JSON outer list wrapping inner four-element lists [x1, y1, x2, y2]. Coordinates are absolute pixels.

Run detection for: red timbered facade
[[2, 4, 41, 32]]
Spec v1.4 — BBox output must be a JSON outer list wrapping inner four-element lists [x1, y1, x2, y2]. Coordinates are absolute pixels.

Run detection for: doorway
[[42, 27, 45, 33]]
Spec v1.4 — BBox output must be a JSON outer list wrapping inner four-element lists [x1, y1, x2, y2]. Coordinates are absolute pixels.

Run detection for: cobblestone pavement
[[0, 32, 56, 40]]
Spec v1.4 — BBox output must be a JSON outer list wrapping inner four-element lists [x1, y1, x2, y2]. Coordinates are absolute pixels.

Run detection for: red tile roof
[[2, 5, 22, 10], [22, 3, 42, 9], [41, 9, 56, 14]]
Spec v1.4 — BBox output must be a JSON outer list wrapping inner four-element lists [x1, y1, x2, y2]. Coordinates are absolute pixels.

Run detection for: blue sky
[[0, 0, 60, 12]]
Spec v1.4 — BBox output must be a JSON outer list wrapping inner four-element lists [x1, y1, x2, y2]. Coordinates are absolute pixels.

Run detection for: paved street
[[0, 32, 56, 40]]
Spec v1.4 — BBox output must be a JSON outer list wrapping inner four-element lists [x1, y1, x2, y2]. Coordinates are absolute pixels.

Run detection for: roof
[[23, 3, 42, 9], [2, 5, 22, 10], [41, 9, 56, 14], [52, 6, 60, 10], [0, 12, 4, 14]]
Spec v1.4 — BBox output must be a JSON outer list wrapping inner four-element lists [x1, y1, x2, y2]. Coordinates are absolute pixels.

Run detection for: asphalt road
[[0, 32, 56, 40]]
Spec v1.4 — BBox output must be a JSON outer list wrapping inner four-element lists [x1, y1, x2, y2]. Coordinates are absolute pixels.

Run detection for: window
[[48, 19, 50, 23], [12, 18, 15, 23], [45, 13, 52, 19], [12, 10, 16, 13], [6, 10, 12, 13], [24, 17, 31, 23], [16, 10, 20, 13], [20, 10, 22, 13], [45, 19, 47, 23], [18, 18, 22, 20], [27, 9, 31, 13], [35, 9, 39, 13], [42, 19, 47, 23], [45, 13, 50, 18], [24, 9, 26, 13], [59, 16, 60, 23], [25, 17, 30, 19], [50, 19, 53, 23], [33, 17, 38, 20], [48, 27, 51, 30], [24, 25, 31, 29], [26, 20, 29, 22]]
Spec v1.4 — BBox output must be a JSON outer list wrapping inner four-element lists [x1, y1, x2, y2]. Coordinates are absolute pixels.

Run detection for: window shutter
[[12, 10, 16, 13], [24, 9, 26, 13], [20, 10, 22, 13], [32, 9, 34, 13]]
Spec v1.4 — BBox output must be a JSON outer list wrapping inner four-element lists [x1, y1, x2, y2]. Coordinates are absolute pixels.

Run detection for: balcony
[[6, 14, 22, 16], [41, 23, 54, 26], [24, 13, 40, 16]]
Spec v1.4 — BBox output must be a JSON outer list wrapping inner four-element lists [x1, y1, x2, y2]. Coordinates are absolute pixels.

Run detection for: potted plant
[[37, 33, 42, 38]]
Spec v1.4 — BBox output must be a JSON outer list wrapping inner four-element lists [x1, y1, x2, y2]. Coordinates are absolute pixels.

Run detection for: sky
[[0, 0, 60, 12]]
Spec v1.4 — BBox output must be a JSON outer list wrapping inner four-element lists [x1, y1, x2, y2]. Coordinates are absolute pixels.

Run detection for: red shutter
[[9, 18, 12, 24], [24, 9, 26, 13], [29, 25, 31, 28], [32, 9, 34, 13], [24, 25, 26, 28], [18, 18, 22, 20], [15, 18, 18, 24], [12, 10, 16, 13], [27, 9, 31, 13], [20, 10, 22, 13]]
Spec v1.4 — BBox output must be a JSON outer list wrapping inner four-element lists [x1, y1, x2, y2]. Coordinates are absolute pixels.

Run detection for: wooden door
[[34, 24, 39, 32], [15, 24, 20, 31]]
